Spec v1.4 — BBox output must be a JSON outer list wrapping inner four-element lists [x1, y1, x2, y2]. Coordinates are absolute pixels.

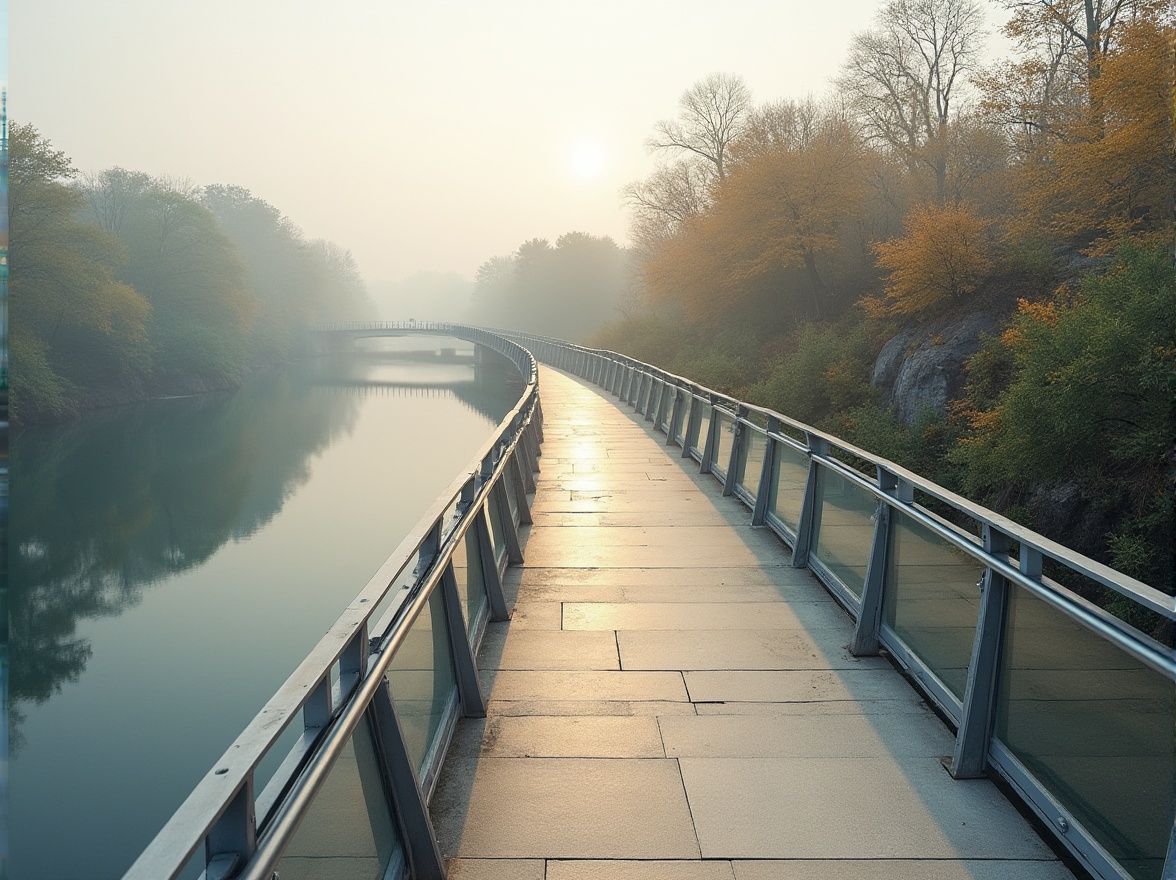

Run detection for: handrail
[[125, 325, 542, 880], [499, 329, 1175, 880]]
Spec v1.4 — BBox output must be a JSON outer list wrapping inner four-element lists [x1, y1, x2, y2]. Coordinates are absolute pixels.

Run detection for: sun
[[569, 141, 605, 178]]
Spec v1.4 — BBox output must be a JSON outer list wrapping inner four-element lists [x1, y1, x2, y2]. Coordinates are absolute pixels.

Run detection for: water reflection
[[9, 348, 518, 746], [9, 369, 361, 745], [9, 348, 520, 880]]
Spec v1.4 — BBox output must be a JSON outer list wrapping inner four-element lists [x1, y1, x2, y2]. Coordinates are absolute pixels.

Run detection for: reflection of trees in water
[[9, 369, 360, 748]]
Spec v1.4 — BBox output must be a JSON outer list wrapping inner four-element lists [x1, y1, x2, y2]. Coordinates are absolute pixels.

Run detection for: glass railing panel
[[487, 492, 508, 567], [767, 441, 809, 533], [388, 586, 459, 776], [504, 465, 520, 521], [658, 389, 674, 433], [691, 401, 712, 458], [648, 381, 664, 421], [882, 511, 983, 700], [674, 393, 688, 445], [450, 526, 488, 639], [810, 466, 876, 598], [712, 410, 735, 475], [995, 587, 1175, 880], [272, 712, 403, 880], [735, 427, 767, 501]]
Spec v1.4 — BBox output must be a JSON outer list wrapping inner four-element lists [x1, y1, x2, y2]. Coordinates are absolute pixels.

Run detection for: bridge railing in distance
[[125, 326, 542, 880], [499, 330, 1175, 880]]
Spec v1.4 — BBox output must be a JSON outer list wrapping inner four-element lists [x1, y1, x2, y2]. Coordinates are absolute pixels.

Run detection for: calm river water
[[8, 343, 521, 880]]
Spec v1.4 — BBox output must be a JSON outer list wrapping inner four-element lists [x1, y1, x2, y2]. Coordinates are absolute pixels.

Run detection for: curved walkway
[[432, 366, 1075, 880]]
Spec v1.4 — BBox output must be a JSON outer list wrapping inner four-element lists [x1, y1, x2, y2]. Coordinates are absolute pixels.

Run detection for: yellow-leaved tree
[[868, 202, 993, 316], [1005, 13, 1174, 251]]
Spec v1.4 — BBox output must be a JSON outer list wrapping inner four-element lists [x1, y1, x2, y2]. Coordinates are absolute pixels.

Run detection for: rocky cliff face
[[871, 313, 999, 426]]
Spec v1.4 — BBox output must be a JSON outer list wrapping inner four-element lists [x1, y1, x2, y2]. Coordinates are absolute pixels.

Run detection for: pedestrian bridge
[[127, 326, 1174, 880]]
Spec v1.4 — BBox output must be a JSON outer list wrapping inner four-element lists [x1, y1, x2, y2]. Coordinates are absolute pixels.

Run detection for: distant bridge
[[309, 321, 487, 358]]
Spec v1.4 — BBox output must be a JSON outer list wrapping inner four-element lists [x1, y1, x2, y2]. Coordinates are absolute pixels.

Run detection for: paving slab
[[508, 566, 813, 590], [568, 601, 846, 632], [487, 699, 698, 717], [477, 629, 620, 670], [731, 860, 1072, 880], [498, 600, 562, 630], [438, 758, 701, 859], [522, 542, 766, 568], [481, 715, 664, 757], [550, 861, 736, 880], [484, 669, 688, 702], [519, 582, 825, 606], [621, 630, 885, 672], [659, 712, 954, 759], [684, 669, 917, 703], [446, 860, 545, 880], [679, 757, 1055, 859]]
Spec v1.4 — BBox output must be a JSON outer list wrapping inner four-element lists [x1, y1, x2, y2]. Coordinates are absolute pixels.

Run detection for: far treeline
[[10, 123, 375, 424], [486, 0, 1174, 602]]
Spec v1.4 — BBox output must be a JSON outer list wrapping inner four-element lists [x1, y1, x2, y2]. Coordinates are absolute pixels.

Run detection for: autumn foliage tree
[[644, 106, 872, 324], [868, 202, 993, 315], [1009, 13, 1175, 251]]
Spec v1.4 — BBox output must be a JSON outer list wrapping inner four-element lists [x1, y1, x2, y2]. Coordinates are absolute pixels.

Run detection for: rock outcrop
[[871, 313, 999, 426]]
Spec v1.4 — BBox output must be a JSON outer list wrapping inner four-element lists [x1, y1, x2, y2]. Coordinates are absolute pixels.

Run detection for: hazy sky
[[13, 0, 1009, 284]]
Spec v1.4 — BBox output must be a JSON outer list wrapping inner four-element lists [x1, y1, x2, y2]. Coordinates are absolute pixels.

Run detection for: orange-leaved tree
[[1007, 13, 1174, 252], [868, 202, 993, 316]]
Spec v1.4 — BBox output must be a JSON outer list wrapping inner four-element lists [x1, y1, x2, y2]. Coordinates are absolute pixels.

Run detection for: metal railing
[[126, 326, 542, 880], [503, 331, 1176, 880]]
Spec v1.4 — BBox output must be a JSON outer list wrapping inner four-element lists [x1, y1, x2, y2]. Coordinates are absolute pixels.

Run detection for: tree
[[647, 73, 752, 181], [468, 234, 630, 340], [839, 0, 986, 201], [201, 184, 373, 362], [644, 111, 872, 324], [115, 179, 257, 384], [869, 201, 993, 315], [952, 246, 1175, 592], [8, 123, 151, 421], [1006, 14, 1174, 251], [80, 167, 151, 236], [622, 160, 711, 256]]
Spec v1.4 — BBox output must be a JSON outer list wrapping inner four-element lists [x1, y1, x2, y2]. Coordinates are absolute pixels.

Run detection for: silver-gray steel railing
[[125, 325, 542, 880], [503, 330, 1175, 880]]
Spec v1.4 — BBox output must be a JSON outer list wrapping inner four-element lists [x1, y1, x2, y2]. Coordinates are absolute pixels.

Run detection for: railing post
[[493, 481, 523, 564], [681, 393, 700, 460], [370, 680, 447, 880], [722, 407, 747, 496], [851, 468, 909, 655], [516, 433, 538, 493], [441, 561, 487, 717], [644, 378, 661, 422], [951, 525, 1014, 779], [666, 388, 685, 447], [1164, 819, 1176, 880], [475, 503, 510, 621], [699, 396, 721, 475], [416, 520, 443, 578], [204, 779, 256, 880], [509, 453, 533, 525], [791, 434, 828, 567], [752, 416, 780, 525]]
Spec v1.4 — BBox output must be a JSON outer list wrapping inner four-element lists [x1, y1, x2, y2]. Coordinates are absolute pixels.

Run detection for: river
[[8, 341, 521, 880]]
